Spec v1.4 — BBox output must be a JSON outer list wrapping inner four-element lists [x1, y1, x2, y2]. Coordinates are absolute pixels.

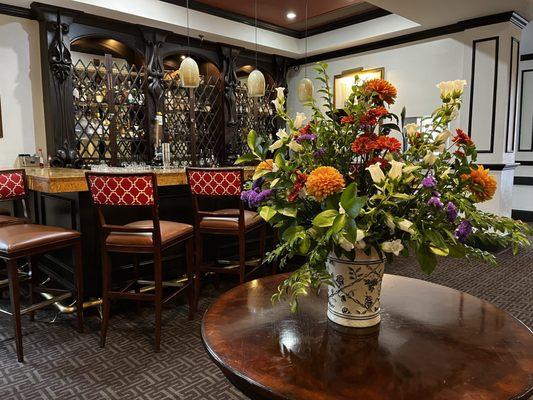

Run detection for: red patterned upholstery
[[187, 169, 242, 196], [0, 170, 26, 200], [87, 174, 155, 206]]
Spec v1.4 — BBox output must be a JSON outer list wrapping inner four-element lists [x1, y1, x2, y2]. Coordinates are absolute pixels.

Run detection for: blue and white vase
[[326, 249, 385, 328]]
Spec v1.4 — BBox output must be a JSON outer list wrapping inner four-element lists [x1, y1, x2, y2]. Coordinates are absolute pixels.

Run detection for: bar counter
[[24, 167, 255, 194]]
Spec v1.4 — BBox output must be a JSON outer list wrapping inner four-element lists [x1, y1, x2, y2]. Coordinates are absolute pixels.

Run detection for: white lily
[[435, 130, 452, 145], [339, 236, 354, 252], [381, 239, 404, 256], [404, 123, 419, 140], [288, 140, 303, 152], [275, 87, 285, 101], [440, 167, 452, 180], [293, 112, 306, 129], [385, 214, 396, 231], [366, 162, 385, 183], [397, 219, 415, 234], [423, 150, 438, 166], [388, 160, 405, 180]]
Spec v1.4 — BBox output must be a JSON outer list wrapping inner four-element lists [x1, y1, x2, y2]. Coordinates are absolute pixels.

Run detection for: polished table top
[[21, 167, 254, 193], [202, 273, 533, 400]]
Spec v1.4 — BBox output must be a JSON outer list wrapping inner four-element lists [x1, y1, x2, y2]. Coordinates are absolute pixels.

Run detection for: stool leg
[[194, 232, 202, 311], [100, 250, 112, 348], [238, 232, 246, 284], [29, 256, 39, 322], [154, 250, 163, 352], [73, 241, 84, 333], [7, 259, 23, 362], [132, 254, 140, 313], [185, 238, 194, 321]]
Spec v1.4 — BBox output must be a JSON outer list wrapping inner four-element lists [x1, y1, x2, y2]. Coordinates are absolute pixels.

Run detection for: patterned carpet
[[0, 244, 532, 399]]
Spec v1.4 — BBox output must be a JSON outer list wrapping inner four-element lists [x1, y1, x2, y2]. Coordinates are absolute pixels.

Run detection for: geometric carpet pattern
[[1, 243, 532, 399]]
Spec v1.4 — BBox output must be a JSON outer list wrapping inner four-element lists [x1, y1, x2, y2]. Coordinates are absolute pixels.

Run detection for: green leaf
[[274, 152, 285, 170], [279, 207, 298, 217], [331, 214, 346, 234], [252, 168, 271, 181], [247, 130, 257, 152], [340, 182, 356, 208], [448, 244, 466, 258], [259, 206, 277, 222], [299, 235, 311, 254], [282, 225, 304, 242], [346, 196, 366, 218], [415, 245, 438, 274], [313, 209, 338, 228], [429, 246, 449, 256], [425, 230, 447, 249], [235, 153, 257, 164]]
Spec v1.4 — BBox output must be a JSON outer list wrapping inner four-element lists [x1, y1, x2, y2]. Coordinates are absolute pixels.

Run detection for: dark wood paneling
[[506, 37, 520, 153]]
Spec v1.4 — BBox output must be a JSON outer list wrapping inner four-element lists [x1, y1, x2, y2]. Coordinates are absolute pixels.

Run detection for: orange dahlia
[[255, 159, 274, 174], [306, 166, 345, 202], [461, 165, 497, 202], [364, 79, 397, 105]]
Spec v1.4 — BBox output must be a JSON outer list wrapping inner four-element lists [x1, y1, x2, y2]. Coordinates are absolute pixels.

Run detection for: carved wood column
[[32, 4, 82, 168], [220, 46, 241, 127]]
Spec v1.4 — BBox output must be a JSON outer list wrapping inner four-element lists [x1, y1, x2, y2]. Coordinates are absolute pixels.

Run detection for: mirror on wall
[[334, 67, 384, 109]]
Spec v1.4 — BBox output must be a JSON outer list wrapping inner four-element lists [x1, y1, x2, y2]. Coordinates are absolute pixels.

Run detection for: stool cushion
[[0, 215, 26, 227], [106, 220, 193, 248], [199, 209, 262, 231], [0, 224, 80, 254]]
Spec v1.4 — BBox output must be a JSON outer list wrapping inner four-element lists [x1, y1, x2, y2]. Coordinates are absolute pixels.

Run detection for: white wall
[[0, 14, 46, 168], [287, 35, 465, 129]]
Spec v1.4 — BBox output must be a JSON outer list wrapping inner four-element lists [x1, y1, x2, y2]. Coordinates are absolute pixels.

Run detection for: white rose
[[404, 123, 419, 140], [397, 219, 415, 234], [366, 163, 385, 184], [388, 160, 405, 180], [339, 235, 354, 252], [275, 87, 285, 101], [435, 130, 451, 145], [381, 239, 404, 256], [423, 150, 437, 166], [293, 112, 306, 129], [288, 140, 303, 152]]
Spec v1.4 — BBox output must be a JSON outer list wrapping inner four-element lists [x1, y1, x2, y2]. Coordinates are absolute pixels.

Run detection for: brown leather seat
[[106, 220, 193, 248], [0, 224, 80, 254], [199, 209, 262, 231], [0, 215, 26, 227]]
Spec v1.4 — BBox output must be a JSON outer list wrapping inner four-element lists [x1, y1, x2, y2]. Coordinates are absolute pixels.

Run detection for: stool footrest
[[20, 292, 72, 315]]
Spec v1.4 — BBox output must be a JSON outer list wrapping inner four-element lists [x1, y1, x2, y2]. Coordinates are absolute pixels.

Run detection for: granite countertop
[[22, 167, 254, 194]]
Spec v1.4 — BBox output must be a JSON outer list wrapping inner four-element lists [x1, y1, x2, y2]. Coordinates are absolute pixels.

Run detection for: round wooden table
[[202, 273, 533, 400]]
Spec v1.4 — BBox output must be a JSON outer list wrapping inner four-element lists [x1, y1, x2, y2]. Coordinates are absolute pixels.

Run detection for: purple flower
[[422, 175, 437, 188], [241, 188, 273, 208], [446, 202, 458, 222], [252, 177, 264, 190], [295, 133, 317, 143], [428, 196, 443, 209], [455, 219, 472, 243], [314, 148, 326, 158]]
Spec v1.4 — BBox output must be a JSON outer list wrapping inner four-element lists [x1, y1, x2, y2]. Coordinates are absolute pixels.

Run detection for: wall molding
[[520, 53, 533, 61], [468, 36, 499, 154], [514, 176, 533, 186], [479, 163, 520, 171], [517, 69, 533, 152], [511, 209, 533, 222], [506, 37, 520, 153]]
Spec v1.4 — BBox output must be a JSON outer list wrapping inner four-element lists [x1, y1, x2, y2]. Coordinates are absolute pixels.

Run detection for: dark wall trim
[[161, 0, 390, 39], [521, 54, 533, 61], [290, 11, 527, 66], [517, 160, 533, 166], [517, 69, 533, 152], [0, 3, 34, 19], [468, 36, 498, 154], [514, 176, 533, 186], [478, 163, 520, 171], [511, 209, 533, 222], [506, 37, 520, 153]]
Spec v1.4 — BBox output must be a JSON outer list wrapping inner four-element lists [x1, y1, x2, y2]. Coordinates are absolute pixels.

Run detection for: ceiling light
[[286, 11, 296, 19]]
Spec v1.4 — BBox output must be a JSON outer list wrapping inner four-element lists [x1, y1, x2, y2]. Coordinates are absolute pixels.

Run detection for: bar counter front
[[20, 167, 254, 298]]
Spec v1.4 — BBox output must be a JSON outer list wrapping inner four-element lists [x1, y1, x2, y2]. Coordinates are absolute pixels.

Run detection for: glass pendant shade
[[298, 77, 314, 103], [247, 69, 266, 97], [179, 57, 200, 88]]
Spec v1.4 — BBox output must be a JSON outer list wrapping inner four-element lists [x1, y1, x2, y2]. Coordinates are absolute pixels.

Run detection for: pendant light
[[179, 0, 200, 88], [247, 0, 266, 97], [298, 0, 314, 103]]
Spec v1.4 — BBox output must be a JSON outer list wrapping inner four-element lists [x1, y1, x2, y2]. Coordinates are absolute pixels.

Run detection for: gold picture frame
[[334, 67, 385, 109]]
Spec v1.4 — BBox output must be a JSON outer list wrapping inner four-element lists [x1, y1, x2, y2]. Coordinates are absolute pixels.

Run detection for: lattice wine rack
[[72, 56, 148, 166], [163, 71, 224, 166], [226, 82, 277, 164]]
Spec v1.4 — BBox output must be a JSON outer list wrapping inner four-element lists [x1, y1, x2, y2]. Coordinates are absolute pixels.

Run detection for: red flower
[[453, 128, 474, 146], [364, 79, 397, 105], [366, 156, 390, 168], [360, 106, 389, 126], [341, 115, 355, 124], [374, 136, 401, 153], [454, 149, 465, 157], [299, 124, 312, 135], [351, 134, 377, 155], [288, 172, 308, 202]]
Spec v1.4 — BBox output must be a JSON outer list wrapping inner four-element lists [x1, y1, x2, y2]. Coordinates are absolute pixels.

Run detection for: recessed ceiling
[[163, 0, 390, 36]]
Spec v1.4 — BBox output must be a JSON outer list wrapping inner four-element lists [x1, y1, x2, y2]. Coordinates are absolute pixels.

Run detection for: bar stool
[[86, 172, 194, 352], [0, 169, 83, 362], [185, 167, 267, 306]]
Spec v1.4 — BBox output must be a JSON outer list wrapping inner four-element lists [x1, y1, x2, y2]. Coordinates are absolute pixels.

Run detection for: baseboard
[[511, 209, 533, 222]]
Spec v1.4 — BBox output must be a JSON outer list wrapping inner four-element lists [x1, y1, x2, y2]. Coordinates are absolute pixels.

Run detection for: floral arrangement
[[237, 63, 531, 309]]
